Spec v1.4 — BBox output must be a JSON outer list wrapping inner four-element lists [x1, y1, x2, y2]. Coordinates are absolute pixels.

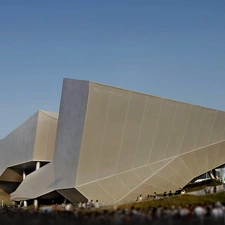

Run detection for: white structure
[[0, 78, 225, 205]]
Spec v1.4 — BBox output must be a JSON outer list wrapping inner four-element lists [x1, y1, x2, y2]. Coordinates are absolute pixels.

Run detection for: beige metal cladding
[[10, 163, 55, 201], [6, 79, 225, 204], [0, 168, 22, 183], [33, 111, 58, 161], [0, 110, 58, 203], [0, 110, 58, 176], [0, 111, 38, 176], [75, 81, 225, 202], [53, 79, 89, 189], [11, 79, 90, 203]]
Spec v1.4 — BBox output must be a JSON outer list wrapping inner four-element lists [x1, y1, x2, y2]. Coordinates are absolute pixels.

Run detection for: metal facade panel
[[149, 100, 177, 163], [194, 109, 216, 149], [98, 176, 130, 200], [97, 88, 130, 179], [194, 147, 209, 174], [167, 157, 193, 183], [33, 111, 50, 160], [10, 163, 55, 201], [53, 79, 89, 189], [180, 152, 200, 177], [209, 111, 225, 144], [165, 102, 191, 158], [45, 116, 58, 160], [0, 112, 38, 175], [133, 96, 162, 168], [117, 92, 146, 173], [76, 83, 110, 185], [180, 106, 204, 154], [117, 171, 142, 191], [215, 141, 225, 167], [77, 182, 115, 203], [134, 165, 154, 181], [207, 143, 221, 170]]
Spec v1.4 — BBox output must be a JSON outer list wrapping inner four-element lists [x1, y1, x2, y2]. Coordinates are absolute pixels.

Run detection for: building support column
[[23, 171, 26, 180], [33, 162, 40, 209], [36, 161, 40, 170], [23, 201, 27, 208], [22, 171, 27, 208], [208, 170, 215, 179], [34, 199, 38, 209]]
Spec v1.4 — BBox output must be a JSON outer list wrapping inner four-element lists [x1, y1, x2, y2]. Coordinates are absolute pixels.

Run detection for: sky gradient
[[0, 0, 225, 138]]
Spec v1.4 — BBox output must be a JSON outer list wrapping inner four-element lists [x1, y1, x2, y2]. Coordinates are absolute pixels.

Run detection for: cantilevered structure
[[0, 111, 58, 204], [1, 78, 225, 205]]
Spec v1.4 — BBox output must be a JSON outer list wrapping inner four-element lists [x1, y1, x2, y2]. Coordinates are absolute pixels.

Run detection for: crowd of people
[[0, 201, 225, 224], [77, 199, 100, 209], [205, 186, 217, 194], [1, 185, 224, 224], [136, 188, 186, 202]]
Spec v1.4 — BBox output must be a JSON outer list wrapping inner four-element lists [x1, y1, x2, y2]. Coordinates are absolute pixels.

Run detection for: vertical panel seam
[[214, 141, 223, 168], [74, 81, 90, 186], [33, 112, 40, 160], [219, 114, 225, 141], [115, 91, 131, 173], [193, 109, 205, 149], [148, 98, 164, 164], [96, 89, 112, 179], [205, 110, 218, 173], [163, 102, 178, 159], [179, 105, 193, 154], [208, 110, 218, 145], [192, 149, 201, 174], [44, 116, 51, 160], [132, 96, 148, 169]]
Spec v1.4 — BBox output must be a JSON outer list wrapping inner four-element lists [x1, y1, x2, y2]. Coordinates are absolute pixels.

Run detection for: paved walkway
[[187, 184, 225, 196]]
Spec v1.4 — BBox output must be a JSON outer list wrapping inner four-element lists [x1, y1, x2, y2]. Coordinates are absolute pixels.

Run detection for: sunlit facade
[[1, 78, 225, 205]]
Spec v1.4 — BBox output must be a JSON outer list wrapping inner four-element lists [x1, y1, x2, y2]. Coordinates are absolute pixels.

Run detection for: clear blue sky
[[0, 0, 225, 139]]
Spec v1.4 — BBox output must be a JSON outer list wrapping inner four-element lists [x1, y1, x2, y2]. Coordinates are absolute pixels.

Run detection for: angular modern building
[[1, 78, 225, 205], [0, 110, 58, 204]]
